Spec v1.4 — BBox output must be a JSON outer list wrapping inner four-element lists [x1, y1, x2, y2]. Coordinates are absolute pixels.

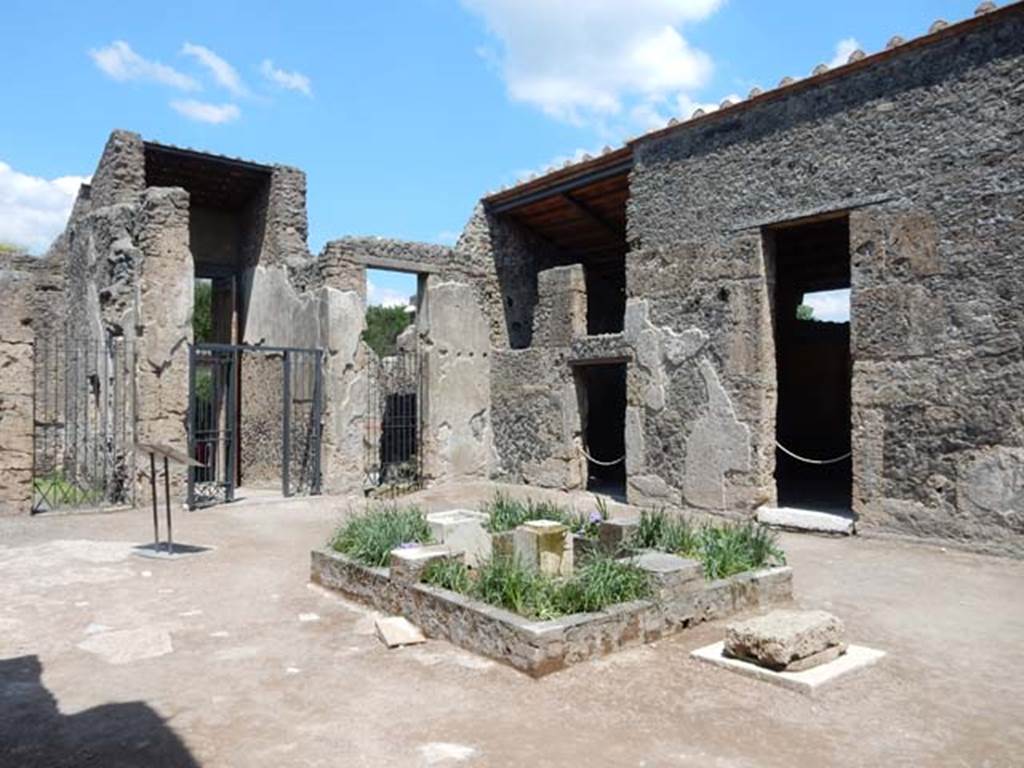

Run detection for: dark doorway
[[188, 344, 323, 508], [576, 362, 627, 500], [767, 216, 852, 514]]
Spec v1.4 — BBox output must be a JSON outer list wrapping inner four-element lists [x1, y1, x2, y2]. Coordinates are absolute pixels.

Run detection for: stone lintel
[[359, 255, 440, 274]]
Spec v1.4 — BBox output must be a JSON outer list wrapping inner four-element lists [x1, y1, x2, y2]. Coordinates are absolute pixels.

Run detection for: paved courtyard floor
[[1, 483, 1022, 767]]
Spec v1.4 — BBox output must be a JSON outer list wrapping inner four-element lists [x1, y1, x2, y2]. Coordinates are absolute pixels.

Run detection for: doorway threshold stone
[[757, 506, 854, 535]]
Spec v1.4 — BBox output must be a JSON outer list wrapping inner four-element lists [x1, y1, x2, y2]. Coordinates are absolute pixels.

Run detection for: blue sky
[[2, 0, 979, 304]]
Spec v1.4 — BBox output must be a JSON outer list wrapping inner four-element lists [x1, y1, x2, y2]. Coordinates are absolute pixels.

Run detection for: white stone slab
[[691, 641, 885, 695], [375, 616, 426, 648], [757, 506, 854, 535], [427, 510, 491, 568]]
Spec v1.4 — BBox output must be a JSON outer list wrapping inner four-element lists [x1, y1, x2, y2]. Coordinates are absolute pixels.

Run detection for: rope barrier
[[577, 444, 626, 467], [775, 440, 852, 466]]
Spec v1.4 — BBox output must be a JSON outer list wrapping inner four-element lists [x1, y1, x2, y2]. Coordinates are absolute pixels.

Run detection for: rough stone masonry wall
[[133, 187, 194, 495], [626, 13, 1024, 554], [489, 264, 589, 488], [0, 256, 41, 514]]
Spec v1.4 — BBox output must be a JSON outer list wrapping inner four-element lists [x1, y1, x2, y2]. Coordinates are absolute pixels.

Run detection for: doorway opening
[[575, 362, 627, 500], [363, 268, 424, 495], [767, 216, 852, 514]]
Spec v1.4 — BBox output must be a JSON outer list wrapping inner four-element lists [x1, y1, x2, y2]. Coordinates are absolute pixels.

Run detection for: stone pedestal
[[724, 609, 846, 671], [599, 517, 640, 555], [427, 509, 491, 567], [513, 520, 573, 577], [389, 544, 457, 584]]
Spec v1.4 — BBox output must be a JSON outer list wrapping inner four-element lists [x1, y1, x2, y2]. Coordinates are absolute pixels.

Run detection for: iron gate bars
[[32, 335, 135, 513], [187, 344, 237, 508], [187, 343, 323, 509], [366, 346, 423, 495]]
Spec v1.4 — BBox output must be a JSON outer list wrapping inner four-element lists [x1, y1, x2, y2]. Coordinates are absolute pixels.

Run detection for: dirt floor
[[1, 483, 1022, 767]]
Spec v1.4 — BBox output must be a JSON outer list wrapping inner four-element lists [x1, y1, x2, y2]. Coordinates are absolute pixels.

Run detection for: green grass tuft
[[422, 557, 472, 593], [329, 504, 431, 567], [481, 492, 572, 533], [422, 553, 652, 620], [628, 508, 785, 579]]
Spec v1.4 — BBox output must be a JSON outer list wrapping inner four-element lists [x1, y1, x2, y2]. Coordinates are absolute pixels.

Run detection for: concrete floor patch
[[77, 627, 174, 664]]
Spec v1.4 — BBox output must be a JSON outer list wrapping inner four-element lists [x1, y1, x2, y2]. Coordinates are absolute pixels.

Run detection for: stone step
[[757, 506, 854, 536]]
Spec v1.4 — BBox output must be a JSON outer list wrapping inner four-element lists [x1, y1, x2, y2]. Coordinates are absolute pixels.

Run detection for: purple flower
[[588, 511, 603, 524], [398, 541, 419, 549]]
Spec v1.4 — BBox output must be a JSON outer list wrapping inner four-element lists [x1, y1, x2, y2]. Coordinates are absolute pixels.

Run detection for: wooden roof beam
[[560, 193, 625, 241]]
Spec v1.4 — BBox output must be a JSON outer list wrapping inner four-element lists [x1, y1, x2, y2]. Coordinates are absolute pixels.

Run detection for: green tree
[[193, 279, 213, 343], [363, 305, 412, 357], [796, 304, 815, 321], [0, 242, 25, 255]]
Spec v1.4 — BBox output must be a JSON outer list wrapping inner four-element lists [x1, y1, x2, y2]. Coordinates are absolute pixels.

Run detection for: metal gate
[[187, 343, 323, 508], [366, 347, 423, 495], [32, 335, 135, 512]]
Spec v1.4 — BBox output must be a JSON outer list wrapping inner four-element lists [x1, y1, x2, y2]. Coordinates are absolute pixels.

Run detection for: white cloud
[[181, 42, 247, 96], [367, 278, 412, 308], [828, 37, 861, 69], [170, 100, 241, 124], [260, 60, 312, 97], [435, 230, 461, 246], [802, 288, 851, 322], [0, 161, 89, 254], [90, 41, 199, 91], [460, 0, 721, 125]]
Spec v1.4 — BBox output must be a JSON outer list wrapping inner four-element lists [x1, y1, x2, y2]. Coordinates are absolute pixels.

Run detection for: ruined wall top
[[90, 130, 145, 209]]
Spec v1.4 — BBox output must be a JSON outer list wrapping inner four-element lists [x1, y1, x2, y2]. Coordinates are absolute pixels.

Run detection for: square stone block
[[427, 509, 491, 568], [598, 517, 639, 555], [621, 551, 702, 599], [389, 544, 456, 584], [513, 520, 573, 577], [724, 609, 845, 671]]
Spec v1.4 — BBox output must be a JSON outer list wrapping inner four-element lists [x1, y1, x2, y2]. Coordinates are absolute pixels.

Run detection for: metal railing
[[32, 335, 135, 512]]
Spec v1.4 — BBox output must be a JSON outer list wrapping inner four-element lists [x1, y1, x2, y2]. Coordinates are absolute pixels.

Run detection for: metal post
[[227, 349, 238, 502], [164, 455, 172, 554], [282, 350, 291, 497], [150, 451, 159, 548], [187, 343, 196, 509]]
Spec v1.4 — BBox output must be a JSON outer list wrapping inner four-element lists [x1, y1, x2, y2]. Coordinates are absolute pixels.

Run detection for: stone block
[[598, 517, 639, 555], [620, 551, 701, 600], [513, 520, 573, 577], [427, 509, 491, 567], [492, 530, 514, 560], [375, 616, 426, 648], [724, 609, 844, 671], [757, 506, 854, 535], [388, 544, 456, 584]]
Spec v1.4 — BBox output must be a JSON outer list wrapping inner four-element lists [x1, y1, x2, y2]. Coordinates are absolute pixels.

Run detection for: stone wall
[[624, 13, 1024, 552], [0, 256, 39, 514], [134, 187, 194, 498], [317, 236, 496, 490]]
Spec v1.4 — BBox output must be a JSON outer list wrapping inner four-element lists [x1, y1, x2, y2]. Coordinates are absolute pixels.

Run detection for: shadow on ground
[[0, 655, 199, 768]]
